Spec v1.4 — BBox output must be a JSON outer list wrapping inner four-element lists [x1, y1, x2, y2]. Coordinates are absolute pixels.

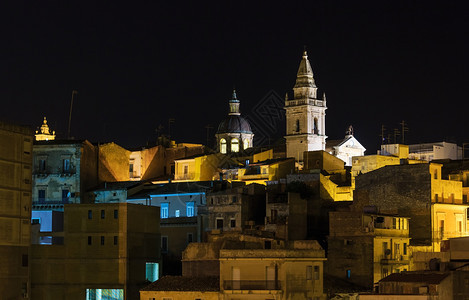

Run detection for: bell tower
[[285, 50, 327, 162]]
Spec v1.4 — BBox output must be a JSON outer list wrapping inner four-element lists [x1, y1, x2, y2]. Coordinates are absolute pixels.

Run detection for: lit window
[[186, 201, 195, 217], [243, 139, 249, 150], [220, 138, 227, 154], [62, 189, 70, 203], [231, 138, 239, 152], [161, 203, 169, 219], [146, 262, 159, 282], [175, 210, 180, 217], [63, 158, 70, 173]]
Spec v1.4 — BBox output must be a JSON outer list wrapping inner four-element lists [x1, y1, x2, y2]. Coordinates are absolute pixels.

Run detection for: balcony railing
[[223, 280, 280, 290]]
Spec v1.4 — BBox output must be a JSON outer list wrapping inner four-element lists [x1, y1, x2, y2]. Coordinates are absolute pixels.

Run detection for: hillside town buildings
[[1, 50, 468, 299]]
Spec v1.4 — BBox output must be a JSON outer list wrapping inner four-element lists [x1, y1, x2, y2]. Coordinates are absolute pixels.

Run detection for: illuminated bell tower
[[285, 50, 327, 162]]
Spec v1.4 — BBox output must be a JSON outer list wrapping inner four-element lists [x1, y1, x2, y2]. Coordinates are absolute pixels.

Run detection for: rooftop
[[379, 271, 449, 284], [141, 276, 220, 291]]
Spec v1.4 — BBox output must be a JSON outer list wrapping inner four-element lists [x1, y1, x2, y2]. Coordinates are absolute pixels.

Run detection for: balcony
[[223, 280, 281, 290], [380, 255, 410, 265]]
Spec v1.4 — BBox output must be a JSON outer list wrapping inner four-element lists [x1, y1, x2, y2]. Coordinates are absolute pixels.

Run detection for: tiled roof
[[141, 276, 220, 291], [380, 272, 449, 284]]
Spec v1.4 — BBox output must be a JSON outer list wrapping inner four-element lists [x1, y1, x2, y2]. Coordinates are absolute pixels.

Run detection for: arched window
[[220, 138, 227, 154], [243, 139, 249, 150], [313, 118, 319, 134], [231, 138, 239, 153], [295, 119, 300, 133]]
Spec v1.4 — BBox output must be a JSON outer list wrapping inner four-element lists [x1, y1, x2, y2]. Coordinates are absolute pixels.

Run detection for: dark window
[[232, 196, 237, 203], [306, 266, 312, 280], [88, 210, 92, 219], [463, 194, 468, 204], [38, 189, 46, 203], [187, 233, 193, 243], [230, 219, 236, 228], [161, 236, 168, 252], [114, 209, 118, 219], [265, 240, 271, 249], [314, 266, 319, 280], [101, 210, 105, 219], [114, 236, 118, 245], [403, 243, 407, 255], [101, 236, 105, 245], [62, 189, 69, 203], [295, 119, 300, 132], [39, 159, 46, 172], [22, 254, 28, 267], [88, 236, 92, 245], [216, 219, 223, 230]]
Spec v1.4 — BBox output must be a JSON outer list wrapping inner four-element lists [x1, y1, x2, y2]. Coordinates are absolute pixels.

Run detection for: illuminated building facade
[[285, 51, 327, 162], [34, 117, 55, 141], [31, 203, 160, 300], [216, 90, 254, 154], [0, 121, 33, 300]]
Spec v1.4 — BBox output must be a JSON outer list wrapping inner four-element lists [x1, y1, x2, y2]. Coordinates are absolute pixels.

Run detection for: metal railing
[[223, 280, 280, 290]]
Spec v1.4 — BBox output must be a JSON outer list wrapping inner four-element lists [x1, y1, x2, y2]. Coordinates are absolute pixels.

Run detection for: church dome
[[217, 114, 252, 134]]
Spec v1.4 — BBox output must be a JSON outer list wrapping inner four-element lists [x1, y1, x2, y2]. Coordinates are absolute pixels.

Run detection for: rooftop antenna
[[68, 90, 78, 139], [379, 125, 386, 145]]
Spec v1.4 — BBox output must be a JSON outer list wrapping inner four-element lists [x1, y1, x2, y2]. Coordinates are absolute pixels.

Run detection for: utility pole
[[400, 120, 409, 144], [68, 90, 78, 139], [379, 125, 386, 145], [393, 128, 401, 144]]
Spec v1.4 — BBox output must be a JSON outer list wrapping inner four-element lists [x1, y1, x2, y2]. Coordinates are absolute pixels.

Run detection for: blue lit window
[[186, 201, 195, 217], [146, 262, 159, 282], [161, 203, 169, 219]]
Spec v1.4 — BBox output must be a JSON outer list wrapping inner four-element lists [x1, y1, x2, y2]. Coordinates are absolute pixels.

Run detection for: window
[[295, 119, 300, 132], [114, 236, 118, 245], [63, 158, 71, 173], [39, 159, 46, 172], [161, 236, 168, 253], [31, 218, 40, 225], [306, 266, 312, 280], [313, 118, 319, 134], [187, 233, 193, 243], [146, 262, 159, 282], [403, 243, 407, 255], [101, 209, 105, 219], [230, 219, 236, 228], [22, 254, 28, 267], [38, 189, 46, 203], [243, 139, 249, 150], [62, 189, 70, 203], [161, 203, 169, 219], [114, 209, 118, 219], [434, 169, 438, 179], [186, 201, 195, 217], [264, 240, 271, 249], [88, 210, 92, 219], [184, 165, 188, 175], [231, 138, 239, 152], [459, 221, 463, 233], [88, 236, 92, 245], [392, 218, 397, 229], [232, 196, 237, 203], [101, 236, 105, 245], [314, 266, 319, 280], [346, 269, 351, 278], [175, 210, 180, 217], [216, 218, 223, 230], [220, 138, 227, 154]]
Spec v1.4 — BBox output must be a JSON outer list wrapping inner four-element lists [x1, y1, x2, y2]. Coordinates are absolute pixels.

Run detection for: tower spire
[[228, 89, 240, 115], [294, 50, 316, 89]]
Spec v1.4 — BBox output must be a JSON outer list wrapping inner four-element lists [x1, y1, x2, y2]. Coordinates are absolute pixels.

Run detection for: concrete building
[[206, 183, 265, 233], [216, 90, 254, 154], [360, 271, 452, 299], [355, 163, 469, 251], [327, 210, 411, 289], [31, 203, 160, 300], [409, 141, 462, 161], [238, 157, 295, 185], [32, 139, 98, 207], [285, 50, 327, 162], [0, 121, 33, 300]]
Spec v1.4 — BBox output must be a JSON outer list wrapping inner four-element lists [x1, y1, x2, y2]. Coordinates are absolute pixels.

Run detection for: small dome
[[217, 115, 252, 134]]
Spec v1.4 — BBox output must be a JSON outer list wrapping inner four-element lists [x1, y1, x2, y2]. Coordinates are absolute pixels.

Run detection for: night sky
[[1, 1, 468, 153]]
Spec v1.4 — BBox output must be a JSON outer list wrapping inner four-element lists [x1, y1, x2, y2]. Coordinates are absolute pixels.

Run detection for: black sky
[[1, 1, 468, 153]]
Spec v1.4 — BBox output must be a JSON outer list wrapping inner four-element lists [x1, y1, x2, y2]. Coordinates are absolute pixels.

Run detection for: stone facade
[[285, 51, 327, 162], [0, 121, 33, 300]]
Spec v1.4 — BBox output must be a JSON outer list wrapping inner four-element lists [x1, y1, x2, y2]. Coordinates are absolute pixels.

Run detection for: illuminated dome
[[215, 90, 254, 154], [217, 115, 252, 134]]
